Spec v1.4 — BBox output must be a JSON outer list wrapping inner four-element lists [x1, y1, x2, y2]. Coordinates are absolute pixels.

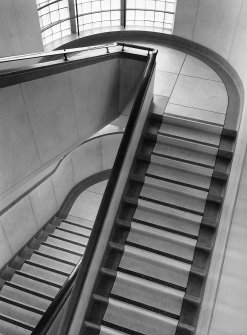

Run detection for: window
[[75, 0, 121, 31], [126, 0, 176, 33], [36, 0, 177, 45], [36, 0, 71, 45]]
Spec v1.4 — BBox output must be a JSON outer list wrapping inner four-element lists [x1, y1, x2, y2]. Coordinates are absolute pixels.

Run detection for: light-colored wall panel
[[173, 0, 199, 40], [1, 196, 38, 255], [229, 0, 247, 89], [119, 58, 146, 111], [100, 59, 120, 123], [52, 156, 75, 209], [101, 134, 123, 170], [0, 85, 41, 195], [22, 72, 79, 164], [13, 0, 43, 54], [193, 0, 243, 59], [71, 138, 102, 185], [0, 223, 13, 269], [29, 177, 58, 229], [70, 59, 120, 140]]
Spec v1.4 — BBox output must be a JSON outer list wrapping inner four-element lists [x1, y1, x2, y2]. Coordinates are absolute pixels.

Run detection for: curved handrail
[[0, 42, 117, 64], [0, 131, 123, 217], [0, 41, 155, 64], [58, 47, 157, 335]]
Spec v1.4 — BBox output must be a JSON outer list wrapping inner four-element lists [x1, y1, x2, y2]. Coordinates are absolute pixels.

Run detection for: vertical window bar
[[120, 0, 126, 28], [68, 0, 77, 34]]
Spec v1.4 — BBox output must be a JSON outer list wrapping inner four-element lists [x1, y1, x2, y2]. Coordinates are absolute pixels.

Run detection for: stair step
[[29, 253, 74, 275], [0, 285, 51, 312], [148, 155, 213, 189], [0, 316, 32, 334], [0, 300, 42, 327], [38, 244, 81, 265], [59, 221, 91, 237], [65, 215, 94, 229], [21, 263, 67, 287], [52, 229, 89, 245], [11, 273, 59, 298], [164, 104, 225, 126], [112, 271, 184, 316], [154, 134, 217, 167], [127, 222, 196, 261], [119, 245, 191, 289], [45, 236, 86, 255], [141, 176, 207, 214], [100, 324, 129, 335], [162, 114, 222, 135], [103, 297, 178, 335], [134, 199, 201, 236]]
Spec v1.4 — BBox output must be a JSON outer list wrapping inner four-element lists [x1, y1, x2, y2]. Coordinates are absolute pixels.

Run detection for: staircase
[[0, 215, 94, 334], [81, 110, 229, 335], [0, 107, 232, 335]]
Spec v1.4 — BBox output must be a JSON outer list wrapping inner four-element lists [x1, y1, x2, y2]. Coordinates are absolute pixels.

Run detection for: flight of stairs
[[0, 215, 93, 334], [0, 107, 232, 335], [82, 111, 227, 335]]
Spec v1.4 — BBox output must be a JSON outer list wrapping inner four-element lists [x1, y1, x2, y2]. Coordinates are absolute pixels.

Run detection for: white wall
[[0, 0, 43, 69], [0, 132, 123, 270], [0, 57, 141, 199]]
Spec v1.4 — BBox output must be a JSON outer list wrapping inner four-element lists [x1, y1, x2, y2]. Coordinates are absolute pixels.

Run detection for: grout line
[[165, 102, 227, 116], [228, 0, 244, 62], [179, 73, 222, 83], [192, 0, 201, 41]]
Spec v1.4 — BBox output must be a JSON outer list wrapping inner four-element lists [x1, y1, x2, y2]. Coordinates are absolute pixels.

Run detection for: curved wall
[[0, 132, 123, 270]]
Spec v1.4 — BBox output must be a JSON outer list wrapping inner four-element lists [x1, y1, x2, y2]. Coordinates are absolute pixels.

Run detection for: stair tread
[[52, 229, 89, 245], [45, 236, 86, 255], [162, 114, 223, 134], [11, 273, 59, 298], [0, 285, 51, 312], [65, 215, 94, 229], [104, 297, 178, 335], [29, 253, 74, 275], [141, 176, 207, 213], [59, 221, 91, 237], [160, 120, 221, 146], [112, 270, 184, 316], [154, 134, 217, 167], [0, 300, 42, 327], [148, 161, 212, 190], [38, 244, 81, 265], [128, 222, 196, 261], [134, 198, 201, 236], [120, 245, 191, 289], [0, 317, 32, 334], [21, 263, 67, 287], [100, 325, 129, 335]]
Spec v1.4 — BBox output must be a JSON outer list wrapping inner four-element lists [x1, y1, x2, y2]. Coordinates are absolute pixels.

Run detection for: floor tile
[[152, 95, 169, 115], [87, 180, 108, 195], [170, 75, 228, 114], [155, 45, 186, 73], [154, 70, 178, 97], [181, 55, 222, 82], [69, 190, 103, 221]]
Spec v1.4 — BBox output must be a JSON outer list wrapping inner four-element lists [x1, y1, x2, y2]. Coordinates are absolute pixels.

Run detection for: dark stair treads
[[161, 114, 222, 146], [111, 270, 184, 316], [140, 176, 207, 214], [147, 155, 213, 190], [154, 134, 218, 167], [119, 245, 191, 289], [103, 297, 178, 335], [127, 222, 196, 261], [134, 199, 202, 237]]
